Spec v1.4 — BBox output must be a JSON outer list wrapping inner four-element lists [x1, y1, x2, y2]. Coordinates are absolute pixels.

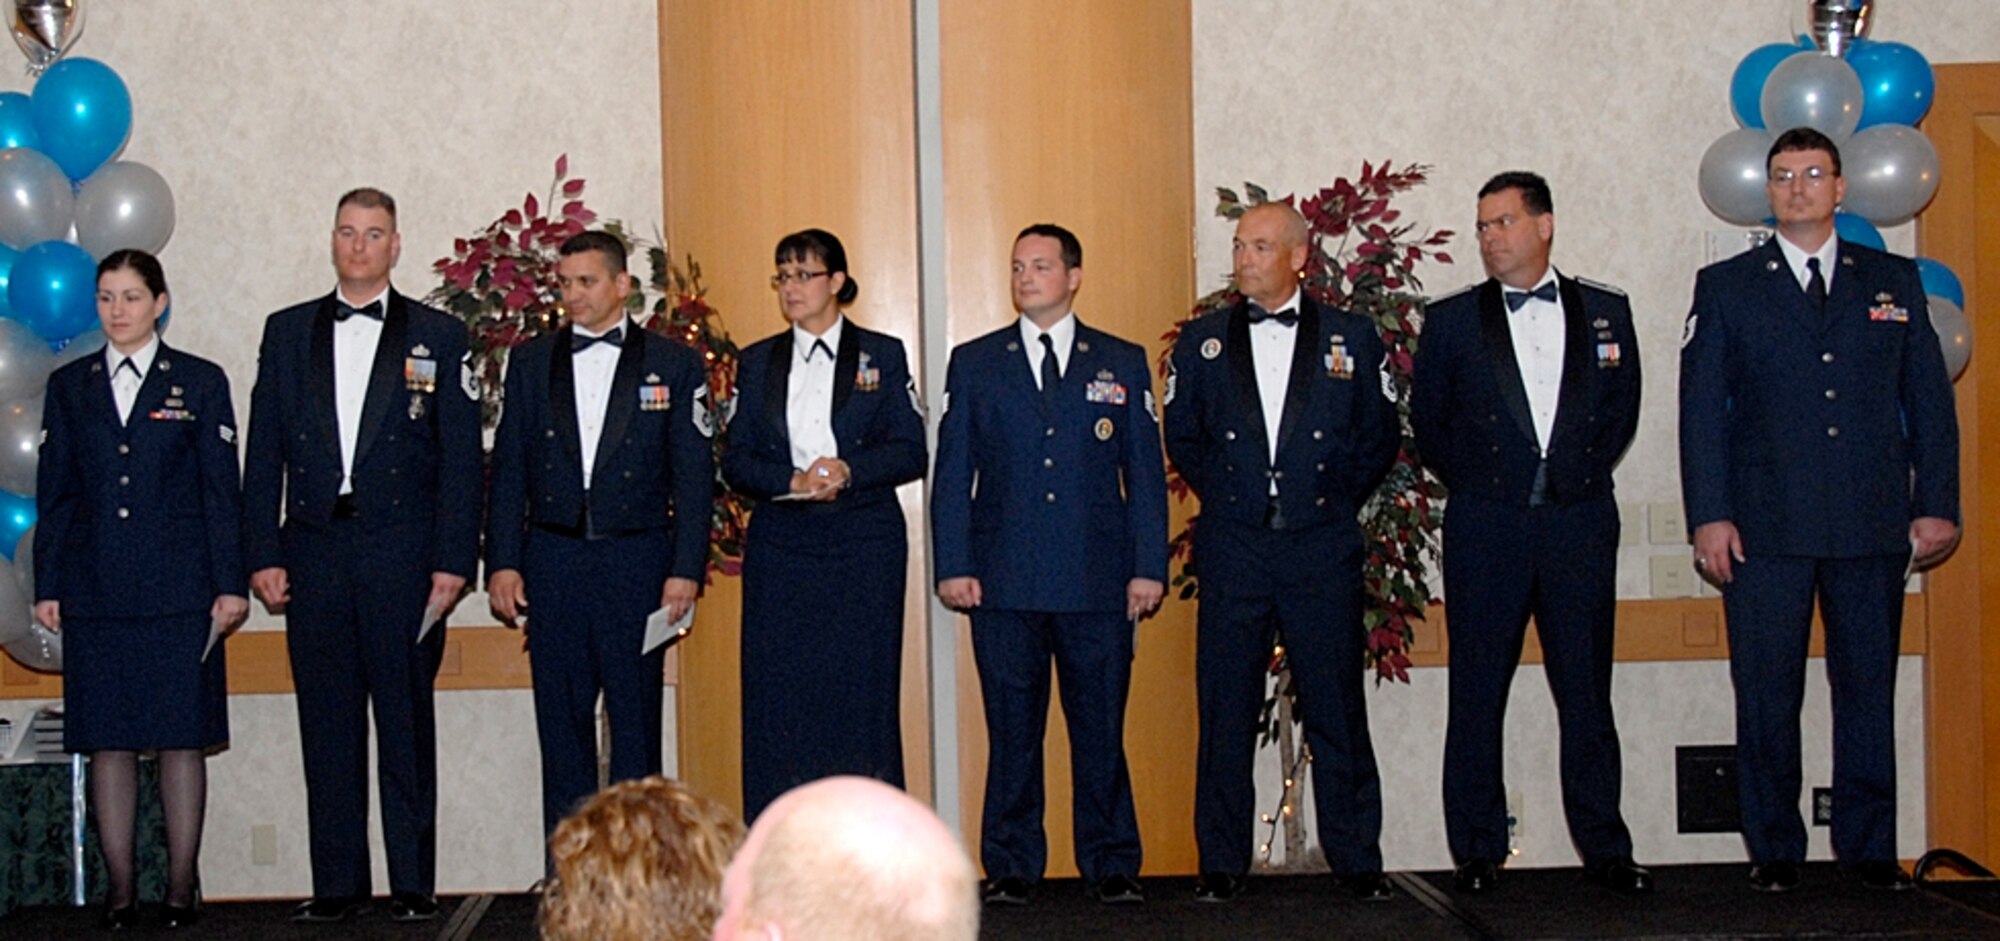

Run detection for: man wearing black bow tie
[[1411, 172, 1649, 897], [1164, 202, 1400, 902], [243, 189, 483, 923], [485, 230, 714, 849]]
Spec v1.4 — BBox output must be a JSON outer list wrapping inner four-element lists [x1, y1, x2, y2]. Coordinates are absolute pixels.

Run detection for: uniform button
[[1225, 464, 1236, 473], [1043, 458, 1054, 468], [117, 444, 129, 455], [624, 471, 634, 478], [298, 433, 307, 441], [1227, 495, 1238, 504], [118, 475, 129, 486], [1224, 430, 1237, 441], [1316, 497, 1327, 506], [1045, 492, 1056, 503], [389, 467, 400, 476], [1822, 352, 1835, 363], [546, 429, 556, 438], [1490, 445, 1500, 454], [1316, 463, 1326, 471], [1825, 389, 1837, 400], [1045, 427, 1055, 438], [1273, 471, 1284, 481], [1827, 426, 1839, 437], [117, 507, 129, 519], [1312, 430, 1324, 440]]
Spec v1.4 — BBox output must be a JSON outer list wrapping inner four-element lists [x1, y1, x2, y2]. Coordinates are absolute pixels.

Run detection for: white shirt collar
[[793, 315, 846, 362], [1774, 231, 1839, 291], [104, 333, 161, 378], [1019, 311, 1077, 352]]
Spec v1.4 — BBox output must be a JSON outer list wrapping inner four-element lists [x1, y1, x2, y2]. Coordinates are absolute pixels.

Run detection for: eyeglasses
[[1768, 166, 1833, 188], [770, 270, 831, 288]]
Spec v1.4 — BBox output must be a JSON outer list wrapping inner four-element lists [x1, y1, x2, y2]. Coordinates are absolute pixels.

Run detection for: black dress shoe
[[1453, 860, 1500, 894], [98, 904, 140, 930], [1337, 871, 1394, 902], [160, 903, 202, 929], [981, 876, 1031, 906], [1748, 860, 1801, 893], [1585, 857, 1655, 895], [291, 896, 370, 923], [1193, 871, 1244, 902], [1092, 873, 1145, 904], [389, 892, 441, 921], [1847, 861, 1914, 891]]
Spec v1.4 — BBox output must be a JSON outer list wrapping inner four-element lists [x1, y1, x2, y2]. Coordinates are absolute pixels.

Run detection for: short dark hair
[[1015, 223, 1082, 269], [1767, 127, 1843, 176], [97, 248, 168, 298], [560, 230, 629, 276], [774, 228, 858, 305], [1477, 171, 1553, 215], [336, 187, 398, 228]]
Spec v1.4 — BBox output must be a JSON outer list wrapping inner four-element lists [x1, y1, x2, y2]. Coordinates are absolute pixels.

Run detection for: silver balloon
[[1761, 53, 1864, 141], [0, 549, 25, 646], [74, 161, 175, 258], [11, 524, 30, 605], [3, 619, 60, 671], [0, 316, 52, 403], [1839, 125, 1941, 226], [1799, 0, 1872, 58], [0, 392, 39, 495], [1930, 297, 1971, 381], [51, 326, 102, 366], [1699, 128, 1778, 226], [0, 146, 72, 249], [9, 0, 82, 76]]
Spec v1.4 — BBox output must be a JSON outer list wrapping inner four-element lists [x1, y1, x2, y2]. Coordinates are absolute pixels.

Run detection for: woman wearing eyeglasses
[[34, 249, 248, 929], [723, 229, 926, 819]]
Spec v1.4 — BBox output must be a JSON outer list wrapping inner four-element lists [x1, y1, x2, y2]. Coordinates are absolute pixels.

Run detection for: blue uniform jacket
[[241, 291, 483, 578], [485, 324, 715, 582], [1678, 239, 1959, 557], [1163, 297, 1399, 532], [36, 344, 246, 618], [723, 322, 927, 507], [1411, 275, 1641, 505], [931, 320, 1168, 613]]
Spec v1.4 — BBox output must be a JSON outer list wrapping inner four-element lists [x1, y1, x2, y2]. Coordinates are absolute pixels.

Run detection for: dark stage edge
[[4, 864, 1999, 939]]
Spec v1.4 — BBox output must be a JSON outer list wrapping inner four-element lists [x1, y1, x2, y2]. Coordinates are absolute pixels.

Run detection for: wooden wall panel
[[939, 0, 1198, 877], [658, 0, 928, 819]]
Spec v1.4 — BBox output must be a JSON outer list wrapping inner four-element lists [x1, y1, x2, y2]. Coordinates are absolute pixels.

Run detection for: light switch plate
[[1650, 555, 1696, 599], [1649, 502, 1688, 546]]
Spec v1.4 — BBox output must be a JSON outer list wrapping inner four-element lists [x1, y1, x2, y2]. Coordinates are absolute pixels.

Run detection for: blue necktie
[[1503, 282, 1559, 312]]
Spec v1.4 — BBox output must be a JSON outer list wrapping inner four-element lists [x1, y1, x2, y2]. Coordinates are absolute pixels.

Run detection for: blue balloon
[[29, 58, 132, 182], [1833, 212, 1884, 251], [6, 240, 98, 346], [1848, 39, 1935, 129], [0, 243, 19, 321], [1916, 257, 1964, 309], [1731, 43, 1806, 129], [0, 489, 32, 560], [0, 92, 39, 151]]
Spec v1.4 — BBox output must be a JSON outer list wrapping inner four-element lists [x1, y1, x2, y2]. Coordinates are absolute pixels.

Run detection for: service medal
[[1094, 417, 1114, 441]]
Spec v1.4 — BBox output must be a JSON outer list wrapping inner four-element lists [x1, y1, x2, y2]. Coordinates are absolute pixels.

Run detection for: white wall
[[1197, 0, 1997, 870], [0, 1, 665, 897]]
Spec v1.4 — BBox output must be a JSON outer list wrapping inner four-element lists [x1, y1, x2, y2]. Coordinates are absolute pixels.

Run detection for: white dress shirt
[[1504, 268, 1565, 452], [1020, 312, 1076, 389], [332, 285, 389, 494], [1248, 289, 1302, 474], [105, 334, 160, 427], [1775, 231, 1839, 294], [788, 316, 844, 471], [572, 317, 630, 488]]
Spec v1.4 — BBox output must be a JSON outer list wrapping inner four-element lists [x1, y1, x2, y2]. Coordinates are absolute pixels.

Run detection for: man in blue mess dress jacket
[[1411, 171, 1649, 896], [932, 224, 1167, 907], [1679, 127, 1959, 894], [242, 189, 483, 924], [485, 230, 715, 848], [1163, 202, 1400, 903]]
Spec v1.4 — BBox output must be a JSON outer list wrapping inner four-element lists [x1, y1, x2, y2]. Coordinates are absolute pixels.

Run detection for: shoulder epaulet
[[1426, 283, 1477, 305], [1572, 276, 1626, 297]]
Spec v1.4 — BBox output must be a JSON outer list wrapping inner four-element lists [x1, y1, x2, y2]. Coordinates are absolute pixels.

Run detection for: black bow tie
[[1503, 282, 1559, 312], [115, 357, 140, 377], [572, 326, 625, 353], [1245, 304, 1299, 327], [807, 338, 833, 362], [333, 299, 384, 322]]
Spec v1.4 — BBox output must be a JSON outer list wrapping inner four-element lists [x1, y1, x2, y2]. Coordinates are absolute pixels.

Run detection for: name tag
[[405, 357, 437, 392], [1085, 379, 1127, 405], [640, 384, 671, 411]]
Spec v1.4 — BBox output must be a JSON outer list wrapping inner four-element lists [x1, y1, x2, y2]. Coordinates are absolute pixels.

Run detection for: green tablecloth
[[0, 758, 166, 919]]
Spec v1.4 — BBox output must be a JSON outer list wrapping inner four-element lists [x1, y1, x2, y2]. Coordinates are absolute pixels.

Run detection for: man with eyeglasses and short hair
[[1679, 126, 1959, 895]]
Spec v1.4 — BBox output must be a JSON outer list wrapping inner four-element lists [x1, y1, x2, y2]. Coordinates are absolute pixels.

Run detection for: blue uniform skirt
[[62, 612, 229, 753], [739, 495, 908, 819]]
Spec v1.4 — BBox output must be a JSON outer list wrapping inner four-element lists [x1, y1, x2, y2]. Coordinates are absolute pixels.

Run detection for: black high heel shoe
[[160, 900, 202, 929], [98, 904, 140, 930]]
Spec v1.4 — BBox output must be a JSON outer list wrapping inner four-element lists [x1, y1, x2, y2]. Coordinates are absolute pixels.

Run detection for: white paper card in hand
[[643, 603, 695, 654], [201, 617, 227, 663], [418, 601, 444, 644]]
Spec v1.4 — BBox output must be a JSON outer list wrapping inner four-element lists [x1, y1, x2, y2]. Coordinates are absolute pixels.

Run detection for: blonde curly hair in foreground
[[538, 776, 746, 941]]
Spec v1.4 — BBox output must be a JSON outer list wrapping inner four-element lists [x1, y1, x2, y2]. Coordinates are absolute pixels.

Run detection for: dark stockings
[[90, 749, 207, 909]]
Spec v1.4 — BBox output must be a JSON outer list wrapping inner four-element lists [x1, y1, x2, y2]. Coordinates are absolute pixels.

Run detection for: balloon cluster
[[0, 14, 167, 670], [1699, 1, 1970, 380]]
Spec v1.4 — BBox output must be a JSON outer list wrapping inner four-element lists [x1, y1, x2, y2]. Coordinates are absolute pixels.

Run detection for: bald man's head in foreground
[[710, 777, 979, 941]]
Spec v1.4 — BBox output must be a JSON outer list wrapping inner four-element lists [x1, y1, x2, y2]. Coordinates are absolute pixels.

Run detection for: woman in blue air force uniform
[[34, 250, 249, 929], [725, 229, 927, 819]]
